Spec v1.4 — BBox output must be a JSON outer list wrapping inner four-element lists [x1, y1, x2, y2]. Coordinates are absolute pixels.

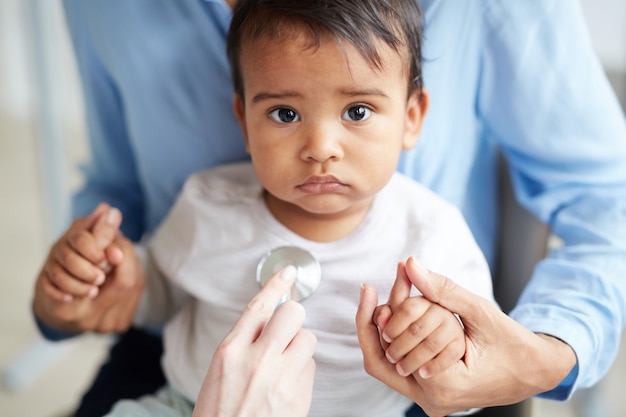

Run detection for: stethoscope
[[256, 246, 321, 303]]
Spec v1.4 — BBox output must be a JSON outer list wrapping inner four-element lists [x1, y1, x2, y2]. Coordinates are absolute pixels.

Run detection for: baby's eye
[[270, 108, 300, 123], [342, 105, 372, 122]]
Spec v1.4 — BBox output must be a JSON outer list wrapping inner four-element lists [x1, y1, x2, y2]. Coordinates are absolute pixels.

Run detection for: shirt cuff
[[33, 312, 79, 341], [535, 363, 579, 400]]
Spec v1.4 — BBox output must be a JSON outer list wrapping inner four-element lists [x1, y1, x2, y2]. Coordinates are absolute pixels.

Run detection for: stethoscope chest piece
[[256, 246, 321, 302]]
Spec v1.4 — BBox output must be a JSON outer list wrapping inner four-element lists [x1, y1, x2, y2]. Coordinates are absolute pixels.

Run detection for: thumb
[[71, 202, 110, 231], [387, 261, 411, 310], [107, 235, 141, 287], [355, 283, 382, 358], [405, 257, 484, 323], [91, 206, 123, 251], [356, 283, 424, 401]]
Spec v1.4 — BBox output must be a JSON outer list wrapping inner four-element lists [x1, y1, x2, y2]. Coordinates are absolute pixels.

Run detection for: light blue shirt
[[62, 0, 626, 400]]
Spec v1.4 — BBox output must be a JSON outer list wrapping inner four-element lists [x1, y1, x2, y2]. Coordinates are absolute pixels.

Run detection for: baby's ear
[[233, 94, 250, 152], [402, 88, 429, 150]]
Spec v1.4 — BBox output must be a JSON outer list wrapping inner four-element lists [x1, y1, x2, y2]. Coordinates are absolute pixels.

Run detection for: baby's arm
[[40, 203, 122, 302], [377, 260, 465, 379]]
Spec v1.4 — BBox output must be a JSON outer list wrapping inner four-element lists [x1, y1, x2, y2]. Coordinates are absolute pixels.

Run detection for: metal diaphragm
[[256, 246, 321, 303]]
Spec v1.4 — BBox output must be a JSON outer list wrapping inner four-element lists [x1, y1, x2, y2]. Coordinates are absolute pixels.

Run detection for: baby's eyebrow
[[339, 88, 388, 98], [252, 91, 301, 103]]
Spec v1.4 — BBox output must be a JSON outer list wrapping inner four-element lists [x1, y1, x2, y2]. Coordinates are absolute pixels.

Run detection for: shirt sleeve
[[419, 203, 496, 307], [479, 0, 626, 399], [135, 177, 205, 325], [35, 0, 148, 342], [133, 244, 190, 327], [63, 0, 145, 241]]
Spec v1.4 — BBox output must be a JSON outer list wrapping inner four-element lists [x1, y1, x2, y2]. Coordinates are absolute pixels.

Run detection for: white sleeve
[[420, 207, 497, 306], [132, 245, 190, 327]]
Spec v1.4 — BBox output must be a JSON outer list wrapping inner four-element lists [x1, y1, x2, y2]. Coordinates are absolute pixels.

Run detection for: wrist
[[32, 303, 81, 340], [526, 333, 577, 394]]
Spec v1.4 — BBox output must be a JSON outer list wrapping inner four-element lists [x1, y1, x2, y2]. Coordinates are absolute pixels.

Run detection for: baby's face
[[234, 31, 425, 232]]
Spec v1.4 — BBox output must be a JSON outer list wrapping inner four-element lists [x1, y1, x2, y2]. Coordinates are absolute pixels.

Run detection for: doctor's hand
[[356, 257, 577, 417], [193, 266, 317, 417]]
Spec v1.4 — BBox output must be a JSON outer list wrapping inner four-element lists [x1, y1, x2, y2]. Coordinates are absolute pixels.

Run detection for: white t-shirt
[[136, 162, 495, 417]]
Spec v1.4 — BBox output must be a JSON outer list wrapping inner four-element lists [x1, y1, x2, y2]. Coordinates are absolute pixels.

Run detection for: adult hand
[[193, 265, 317, 417], [33, 204, 145, 334], [356, 257, 577, 417]]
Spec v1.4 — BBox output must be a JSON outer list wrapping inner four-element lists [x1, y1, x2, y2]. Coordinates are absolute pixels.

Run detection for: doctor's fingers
[[283, 328, 317, 363], [230, 266, 297, 344], [279, 328, 317, 392], [256, 300, 308, 353], [280, 346, 316, 415]]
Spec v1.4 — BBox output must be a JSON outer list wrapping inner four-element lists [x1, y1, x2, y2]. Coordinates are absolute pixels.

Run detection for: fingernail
[[419, 367, 431, 379], [385, 350, 397, 364], [411, 257, 429, 275], [98, 260, 112, 274], [107, 207, 121, 225], [396, 363, 408, 376], [382, 332, 392, 343], [95, 270, 105, 286], [280, 265, 297, 281], [88, 286, 99, 299]]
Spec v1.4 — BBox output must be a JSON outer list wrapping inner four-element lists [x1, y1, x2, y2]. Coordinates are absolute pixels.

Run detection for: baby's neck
[[264, 192, 373, 242]]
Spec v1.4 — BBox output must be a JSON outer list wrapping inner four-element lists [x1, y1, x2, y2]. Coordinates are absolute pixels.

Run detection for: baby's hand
[[41, 203, 122, 302], [382, 295, 464, 379], [376, 259, 465, 379]]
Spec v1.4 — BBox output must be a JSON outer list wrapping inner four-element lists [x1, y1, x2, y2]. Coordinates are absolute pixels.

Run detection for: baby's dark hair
[[227, 0, 424, 99]]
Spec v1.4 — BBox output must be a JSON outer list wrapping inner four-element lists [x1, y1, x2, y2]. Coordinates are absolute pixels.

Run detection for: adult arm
[[361, 3, 626, 410], [33, 0, 149, 341], [479, 0, 626, 398], [63, 0, 145, 240]]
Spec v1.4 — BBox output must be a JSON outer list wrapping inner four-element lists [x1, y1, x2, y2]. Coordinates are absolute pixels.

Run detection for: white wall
[[0, 1, 34, 118], [0, 0, 87, 241], [581, 0, 626, 72]]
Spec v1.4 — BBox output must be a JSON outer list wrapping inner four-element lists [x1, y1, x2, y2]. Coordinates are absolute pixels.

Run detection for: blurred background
[[0, 1, 624, 416]]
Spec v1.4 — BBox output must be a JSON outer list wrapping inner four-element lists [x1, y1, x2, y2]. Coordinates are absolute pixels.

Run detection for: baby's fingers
[[54, 242, 105, 286], [382, 296, 430, 345], [91, 207, 122, 251], [391, 316, 465, 378], [65, 205, 122, 269], [39, 271, 73, 303], [46, 261, 99, 299], [414, 336, 465, 379]]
